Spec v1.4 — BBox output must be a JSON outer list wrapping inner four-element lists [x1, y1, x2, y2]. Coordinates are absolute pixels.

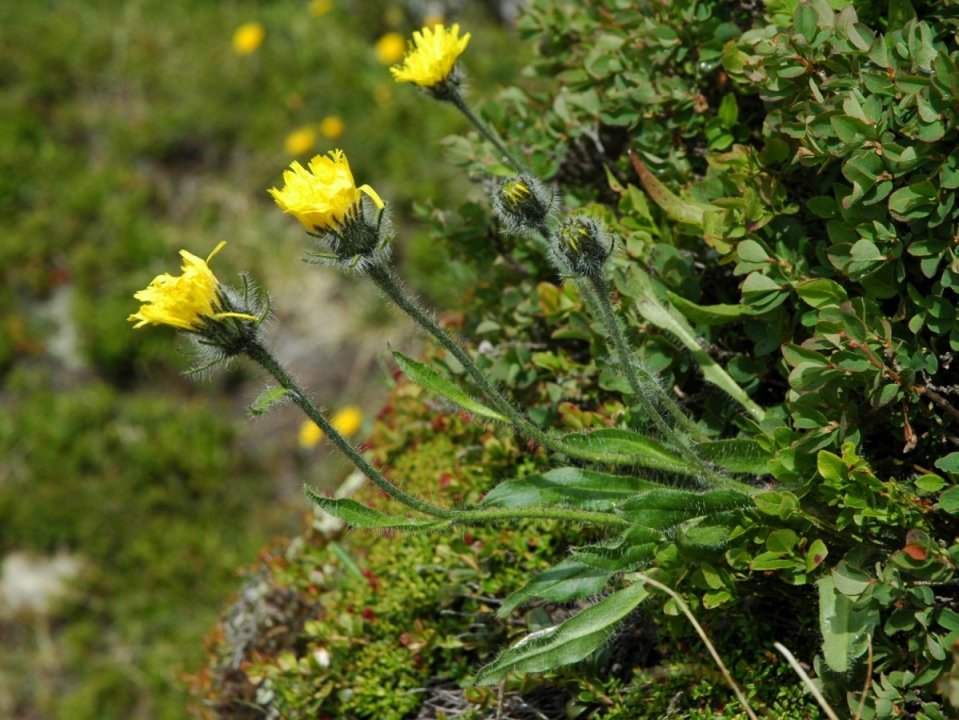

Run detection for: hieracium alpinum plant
[[135, 6, 959, 717]]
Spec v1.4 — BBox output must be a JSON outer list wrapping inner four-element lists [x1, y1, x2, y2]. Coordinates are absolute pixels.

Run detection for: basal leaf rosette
[[270, 150, 390, 271], [390, 23, 470, 94]]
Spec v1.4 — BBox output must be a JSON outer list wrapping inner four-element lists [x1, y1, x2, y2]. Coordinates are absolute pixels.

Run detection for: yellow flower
[[269, 150, 384, 232], [375, 32, 406, 65], [332, 405, 363, 436], [232, 22, 265, 55], [319, 115, 345, 140], [298, 419, 324, 449], [284, 126, 317, 156], [390, 23, 470, 88], [308, 0, 333, 16], [129, 242, 253, 331], [298, 405, 363, 449]]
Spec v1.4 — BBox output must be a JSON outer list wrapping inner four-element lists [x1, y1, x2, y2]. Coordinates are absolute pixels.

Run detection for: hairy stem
[[580, 274, 726, 485], [245, 340, 456, 519], [367, 263, 710, 475], [448, 88, 527, 175]]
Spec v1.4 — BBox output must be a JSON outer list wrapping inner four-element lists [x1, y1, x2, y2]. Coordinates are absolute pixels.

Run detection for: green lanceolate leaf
[[560, 428, 692, 475], [572, 528, 658, 571], [617, 266, 766, 421], [249, 386, 289, 416], [695, 438, 771, 475], [481, 467, 661, 511], [474, 580, 651, 685], [392, 350, 507, 422], [666, 291, 763, 326], [630, 151, 713, 226], [304, 487, 450, 531], [817, 575, 878, 673], [498, 560, 612, 618], [617, 487, 750, 529]]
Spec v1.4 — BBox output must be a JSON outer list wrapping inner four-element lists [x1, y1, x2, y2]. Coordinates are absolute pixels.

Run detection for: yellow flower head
[[129, 242, 252, 331], [232, 22, 265, 55], [319, 115, 345, 140], [331, 405, 363, 436], [375, 32, 406, 65], [298, 405, 363, 449], [284, 126, 317, 156], [390, 23, 470, 88], [269, 150, 384, 233]]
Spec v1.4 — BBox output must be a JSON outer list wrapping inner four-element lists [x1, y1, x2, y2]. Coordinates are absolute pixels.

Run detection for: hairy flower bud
[[492, 175, 555, 236], [551, 216, 614, 279]]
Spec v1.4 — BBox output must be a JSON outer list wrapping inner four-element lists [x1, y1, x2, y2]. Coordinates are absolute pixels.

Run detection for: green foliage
[[190, 0, 959, 717], [0, 368, 271, 719]]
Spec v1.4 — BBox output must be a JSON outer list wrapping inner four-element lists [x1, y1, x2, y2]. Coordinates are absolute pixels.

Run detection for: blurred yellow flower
[[319, 115, 345, 140], [298, 405, 363, 449], [309, 0, 333, 17], [269, 150, 384, 232], [129, 242, 253, 330], [390, 23, 469, 88], [284, 126, 317, 156], [375, 32, 406, 65], [232, 22, 265, 55], [332, 405, 363, 435], [298, 419, 323, 448]]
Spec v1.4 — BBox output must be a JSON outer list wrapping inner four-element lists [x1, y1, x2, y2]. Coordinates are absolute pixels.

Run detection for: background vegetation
[[0, 2, 521, 718]]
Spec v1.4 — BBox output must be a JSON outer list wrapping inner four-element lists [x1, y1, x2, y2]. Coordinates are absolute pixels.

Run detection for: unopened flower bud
[[492, 175, 555, 236], [551, 216, 614, 279]]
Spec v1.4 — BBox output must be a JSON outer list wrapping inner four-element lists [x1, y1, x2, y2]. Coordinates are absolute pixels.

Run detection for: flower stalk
[[366, 263, 711, 474], [446, 88, 527, 175], [245, 339, 628, 527], [577, 273, 725, 483], [244, 339, 455, 520]]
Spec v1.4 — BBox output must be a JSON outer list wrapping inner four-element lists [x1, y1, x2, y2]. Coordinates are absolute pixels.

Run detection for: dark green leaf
[[498, 561, 611, 617], [392, 351, 507, 422], [560, 428, 691, 475], [617, 488, 749, 528], [695, 439, 771, 475], [304, 488, 450, 530], [481, 467, 659, 511], [474, 581, 650, 685]]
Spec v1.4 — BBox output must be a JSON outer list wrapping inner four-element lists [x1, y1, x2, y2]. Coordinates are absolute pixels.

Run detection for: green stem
[[245, 340, 456, 520], [448, 88, 527, 175], [580, 274, 727, 485], [582, 275, 704, 439], [367, 264, 663, 469]]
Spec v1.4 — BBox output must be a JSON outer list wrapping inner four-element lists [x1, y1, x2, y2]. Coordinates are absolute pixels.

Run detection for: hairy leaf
[[392, 350, 507, 422], [304, 487, 450, 531], [474, 581, 650, 685], [482, 467, 660, 511]]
